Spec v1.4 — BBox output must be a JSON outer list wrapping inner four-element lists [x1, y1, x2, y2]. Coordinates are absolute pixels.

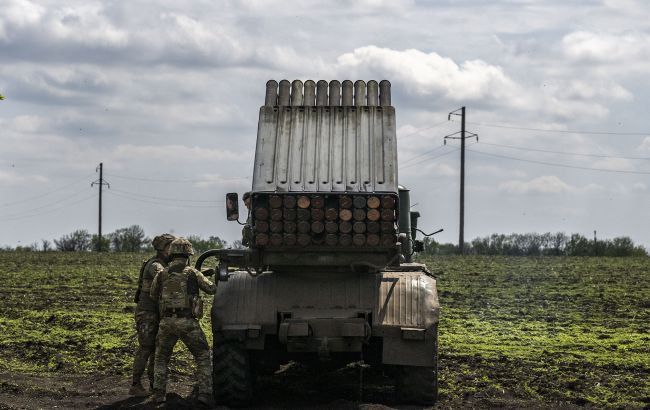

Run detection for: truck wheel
[[395, 365, 438, 405], [395, 328, 438, 405], [213, 334, 253, 407]]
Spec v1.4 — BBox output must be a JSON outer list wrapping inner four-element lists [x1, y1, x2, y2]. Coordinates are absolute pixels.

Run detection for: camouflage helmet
[[152, 233, 175, 251], [169, 237, 195, 256]]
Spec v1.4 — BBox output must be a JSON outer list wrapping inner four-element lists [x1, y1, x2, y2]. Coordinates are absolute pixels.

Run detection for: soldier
[[150, 237, 217, 406], [242, 191, 253, 247], [129, 233, 175, 396]]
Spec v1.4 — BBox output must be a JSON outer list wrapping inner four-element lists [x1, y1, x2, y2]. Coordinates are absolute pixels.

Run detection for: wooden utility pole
[[91, 163, 110, 251], [459, 107, 466, 254], [446, 107, 477, 255]]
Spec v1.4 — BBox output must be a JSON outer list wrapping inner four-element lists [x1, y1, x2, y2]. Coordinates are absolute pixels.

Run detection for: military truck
[[195, 79, 440, 406]]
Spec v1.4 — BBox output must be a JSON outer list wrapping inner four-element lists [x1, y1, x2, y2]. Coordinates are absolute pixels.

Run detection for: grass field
[[0, 252, 648, 408]]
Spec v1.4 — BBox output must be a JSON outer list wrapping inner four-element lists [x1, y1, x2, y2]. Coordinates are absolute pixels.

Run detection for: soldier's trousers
[[153, 316, 212, 395], [132, 310, 159, 385]]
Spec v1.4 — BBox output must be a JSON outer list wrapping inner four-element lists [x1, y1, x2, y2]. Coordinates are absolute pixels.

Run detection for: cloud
[[0, 0, 44, 40], [474, 165, 526, 178], [499, 175, 572, 194], [11, 115, 44, 133], [193, 173, 250, 189], [562, 30, 650, 64], [560, 80, 633, 101], [0, 0, 127, 49], [335, 46, 521, 103], [113, 144, 249, 162], [592, 157, 637, 171], [636, 137, 650, 152], [499, 176, 608, 195], [0, 170, 48, 185]]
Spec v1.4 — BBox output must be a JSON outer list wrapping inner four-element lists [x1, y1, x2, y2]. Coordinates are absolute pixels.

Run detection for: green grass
[[0, 252, 213, 376], [425, 256, 650, 408], [0, 252, 648, 407]]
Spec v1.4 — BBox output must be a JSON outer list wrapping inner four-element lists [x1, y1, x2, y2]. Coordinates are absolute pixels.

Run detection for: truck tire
[[395, 365, 438, 405], [212, 334, 253, 407], [395, 327, 438, 405]]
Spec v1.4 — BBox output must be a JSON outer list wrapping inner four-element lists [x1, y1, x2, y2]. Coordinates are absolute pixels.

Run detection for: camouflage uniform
[[150, 238, 217, 404], [130, 234, 175, 395]]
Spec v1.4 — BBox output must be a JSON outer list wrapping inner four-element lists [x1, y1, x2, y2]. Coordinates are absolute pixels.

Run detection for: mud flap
[[382, 325, 437, 367]]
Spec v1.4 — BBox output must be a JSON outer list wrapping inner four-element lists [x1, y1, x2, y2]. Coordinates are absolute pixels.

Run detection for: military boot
[[128, 382, 149, 397], [187, 384, 199, 400], [197, 393, 215, 408], [152, 390, 166, 404]]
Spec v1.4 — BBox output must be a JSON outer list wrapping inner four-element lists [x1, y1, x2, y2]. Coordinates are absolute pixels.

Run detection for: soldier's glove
[[201, 268, 215, 277]]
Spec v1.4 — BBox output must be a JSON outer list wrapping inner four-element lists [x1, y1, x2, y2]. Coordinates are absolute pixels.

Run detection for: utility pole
[[446, 107, 477, 255], [91, 163, 110, 251]]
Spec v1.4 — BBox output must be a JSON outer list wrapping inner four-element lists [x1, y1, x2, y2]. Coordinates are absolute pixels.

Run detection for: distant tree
[[0, 93, 4, 100], [546, 232, 568, 256], [604, 236, 646, 257], [110, 225, 147, 252], [91, 234, 110, 252], [565, 234, 591, 256], [471, 236, 489, 254], [418, 237, 459, 255], [15, 243, 38, 252], [186, 235, 227, 254], [55, 230, 91, 251], [41, 239, 52, 252]]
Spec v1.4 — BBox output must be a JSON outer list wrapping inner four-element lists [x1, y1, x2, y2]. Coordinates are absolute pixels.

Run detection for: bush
[[54, 230, 91, 251]]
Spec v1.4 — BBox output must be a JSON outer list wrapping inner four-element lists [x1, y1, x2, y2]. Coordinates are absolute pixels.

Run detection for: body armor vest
[[136, 257, 165, 312], [160, 262, 191, 311]]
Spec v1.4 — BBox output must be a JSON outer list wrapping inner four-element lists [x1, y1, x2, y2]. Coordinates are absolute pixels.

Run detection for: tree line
[[4, 228, 647, 257], [422, 232, 648, 257], [3, 225, 235, 253]]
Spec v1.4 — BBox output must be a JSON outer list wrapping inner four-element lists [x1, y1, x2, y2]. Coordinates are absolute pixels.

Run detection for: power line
[[0, 188, 91, 219], [106, 190, 219, 208], [398, 120, 450, 139], [401, 145, 447, 165], [0, 193, 97, 221], [0, 173, 95, 207], [110, 188, 218, 203], [106, 173, 249, 183], [467, 148, 650, 175], [478, 141, 650, 160], [464, 120, 649, 136], [400, 147, 459, 170]]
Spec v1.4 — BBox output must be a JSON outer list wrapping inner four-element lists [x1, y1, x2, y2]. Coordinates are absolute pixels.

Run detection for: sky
[[1, 0, 650, 249]]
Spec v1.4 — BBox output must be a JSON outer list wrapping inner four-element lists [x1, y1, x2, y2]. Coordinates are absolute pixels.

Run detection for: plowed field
[[0, 253, 648, 409]]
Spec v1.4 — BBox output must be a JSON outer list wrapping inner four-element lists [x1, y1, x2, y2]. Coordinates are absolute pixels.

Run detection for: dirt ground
[[0, 365, 590, 410]]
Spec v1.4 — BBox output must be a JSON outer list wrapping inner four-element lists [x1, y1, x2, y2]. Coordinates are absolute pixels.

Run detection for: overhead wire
[[106, 173, 249, 183], [463, 120, 649, 136], [110, 188, 218, 203], [0, 188, 92, 219], [478, 141, 650, 160], [0, 193, 97, 221], [401, 145, 447, 166], [0, 173, 95, 207], [398, 120, 450, 139], [106, 190, 219, 208], [467, 148, 650, 175], [400, 146, 459, 170]]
